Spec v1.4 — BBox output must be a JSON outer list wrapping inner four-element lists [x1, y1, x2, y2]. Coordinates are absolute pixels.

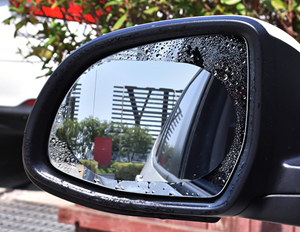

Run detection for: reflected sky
[[77, 61, 200, 122]]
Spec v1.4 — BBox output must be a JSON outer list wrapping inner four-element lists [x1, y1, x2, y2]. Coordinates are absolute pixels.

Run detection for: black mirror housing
[[23, 15, 300, 226]]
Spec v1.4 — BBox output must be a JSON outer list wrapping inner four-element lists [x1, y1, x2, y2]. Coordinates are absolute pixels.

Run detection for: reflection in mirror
[[49, 35, 248, 197]]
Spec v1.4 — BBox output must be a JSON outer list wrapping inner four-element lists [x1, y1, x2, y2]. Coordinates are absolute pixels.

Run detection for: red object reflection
[[94, 137, 112, 167]]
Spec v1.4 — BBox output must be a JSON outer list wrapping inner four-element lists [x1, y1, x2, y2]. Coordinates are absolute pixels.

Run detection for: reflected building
[[112, 85, 182, 139], [65, 83, 81, 120]]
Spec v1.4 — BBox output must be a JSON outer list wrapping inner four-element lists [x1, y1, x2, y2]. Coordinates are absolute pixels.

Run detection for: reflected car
[[138, 68, 237, 197]]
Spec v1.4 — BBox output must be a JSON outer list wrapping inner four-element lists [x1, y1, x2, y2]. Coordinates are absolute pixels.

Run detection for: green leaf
[[31, 46, 53, 59], [270, 0, 287, 10], [291, 0, 299, 9], [106, 13, 112, 22], [221, 0, 241, 5], [262, 0, 275, 11], [125, 21, 133, 27], [132, 0, 146, 4], [50, 21, 64, 35], [2, 16, 15, 25], [29, 15, 39, 25], [101, 28, 110, 34], [51, 0, 68, 8], [100, 15, 106, 26], [41, 21, 50, 37], [143, 6, 159, 15], [51, 1, 58, 8], [104, 1, 124, 8], [74, 0, 83, 6], [216, 4, 225, 13], [17, 48, 23, 55], [119, 8, 126, 14], [113, 13, 127, 30], [9, 5, 20, 13], [37, 69, 53, 78], [173, 2, 191, 10], [14, 19, 27, 37], [82, 7, 90, 15], [236, 3, 246, 15], [44, 36, 57, 47]]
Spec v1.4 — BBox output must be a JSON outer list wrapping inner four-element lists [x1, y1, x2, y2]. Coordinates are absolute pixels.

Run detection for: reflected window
[[156, 68, 211, 177]]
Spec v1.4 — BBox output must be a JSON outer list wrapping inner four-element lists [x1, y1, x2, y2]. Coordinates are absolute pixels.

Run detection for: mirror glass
[[49, 35, 248, 197]]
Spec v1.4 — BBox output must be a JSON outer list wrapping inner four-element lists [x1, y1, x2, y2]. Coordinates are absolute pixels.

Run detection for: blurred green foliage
[[3, 0, 300, 77]]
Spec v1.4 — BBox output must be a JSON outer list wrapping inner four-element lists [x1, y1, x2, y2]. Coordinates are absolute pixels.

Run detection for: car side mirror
[[23, 15, 300, 226]]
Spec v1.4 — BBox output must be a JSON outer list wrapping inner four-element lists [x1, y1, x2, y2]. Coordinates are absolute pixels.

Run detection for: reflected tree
[[56, 116, 153, 162], [119, 125, 153, 162], [55, 118, 82, 153]]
